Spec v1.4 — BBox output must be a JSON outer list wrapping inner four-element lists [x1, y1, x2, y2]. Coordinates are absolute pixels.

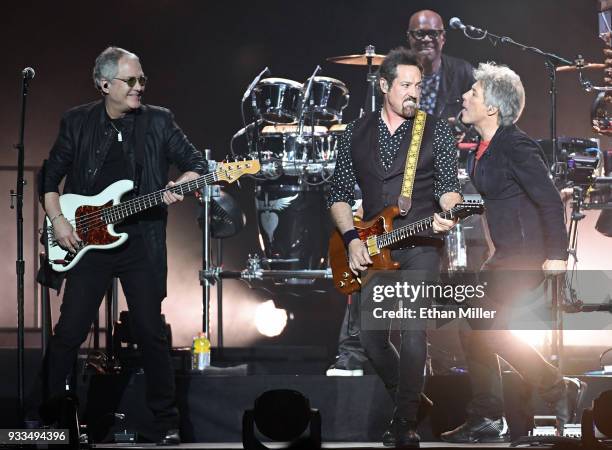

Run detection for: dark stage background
[[0, 0, 609, 354]]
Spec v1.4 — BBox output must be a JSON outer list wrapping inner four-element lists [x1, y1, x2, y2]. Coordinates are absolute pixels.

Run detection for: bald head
[[406, 9, 446, 74], [408, 9, 444, 30]]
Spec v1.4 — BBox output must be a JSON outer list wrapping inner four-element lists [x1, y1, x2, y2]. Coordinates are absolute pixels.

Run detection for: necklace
[[109, 120, 123, 142]]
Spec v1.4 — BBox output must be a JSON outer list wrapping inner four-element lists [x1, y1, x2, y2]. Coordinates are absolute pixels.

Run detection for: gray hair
[[473, 62, 525, 126], [92, 46, 139, 90]]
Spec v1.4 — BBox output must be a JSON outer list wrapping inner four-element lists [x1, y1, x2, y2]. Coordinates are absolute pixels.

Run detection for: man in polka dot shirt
[[326, 47, 462, 448]]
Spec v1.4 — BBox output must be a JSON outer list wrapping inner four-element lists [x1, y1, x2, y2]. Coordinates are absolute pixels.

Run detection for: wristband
[[50, 213, 64, 224], [342, 228, 360, 248]]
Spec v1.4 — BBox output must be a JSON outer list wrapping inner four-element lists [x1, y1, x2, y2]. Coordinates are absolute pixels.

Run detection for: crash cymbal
[[556, 63, 605, 72], [327, 53, 386, 66]]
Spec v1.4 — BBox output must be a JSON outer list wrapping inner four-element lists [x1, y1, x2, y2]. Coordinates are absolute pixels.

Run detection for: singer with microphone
[[440, 63, 570, 443]]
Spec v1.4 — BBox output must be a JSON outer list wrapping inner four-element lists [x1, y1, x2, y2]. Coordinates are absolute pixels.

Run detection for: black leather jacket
[[467, 124, 568, 269], [39, 100, 207, 295]]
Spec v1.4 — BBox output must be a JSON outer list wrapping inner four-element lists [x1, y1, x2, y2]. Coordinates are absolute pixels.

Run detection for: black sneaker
[[440, 416, 509, 443], [326, 353, 363, 376]]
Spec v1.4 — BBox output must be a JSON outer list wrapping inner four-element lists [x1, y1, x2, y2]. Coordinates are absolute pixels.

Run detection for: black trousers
[[359, 246, 441, 420], [45, 234, 178, 432], [461, 268, 562, 419]]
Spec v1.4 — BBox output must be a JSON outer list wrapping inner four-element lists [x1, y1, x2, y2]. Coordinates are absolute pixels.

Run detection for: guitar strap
[[397, 109, 427, 215], [132, 105, 149, 195]]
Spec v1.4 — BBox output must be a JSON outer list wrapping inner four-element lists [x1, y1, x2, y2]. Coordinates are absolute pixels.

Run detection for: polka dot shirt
[[326, 110, 460, 209], [420, 72, 441, 115]]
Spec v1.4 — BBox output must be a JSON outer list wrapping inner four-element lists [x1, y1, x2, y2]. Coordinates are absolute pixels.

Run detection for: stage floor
[[90, 443, 521, 449]]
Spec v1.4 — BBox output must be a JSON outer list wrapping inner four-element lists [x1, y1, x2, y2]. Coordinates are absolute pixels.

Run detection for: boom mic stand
[[450, 18, 578, 174], [11, 67, 35, 423]]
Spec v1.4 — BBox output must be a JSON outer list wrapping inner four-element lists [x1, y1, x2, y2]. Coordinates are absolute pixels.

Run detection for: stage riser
[[82, 373, 612, 443]]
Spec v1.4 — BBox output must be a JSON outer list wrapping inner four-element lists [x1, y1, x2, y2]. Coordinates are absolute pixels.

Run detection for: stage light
[[242, 389, 321, 450], [511, 330, 550, 347], [255, 300, 288, 337]]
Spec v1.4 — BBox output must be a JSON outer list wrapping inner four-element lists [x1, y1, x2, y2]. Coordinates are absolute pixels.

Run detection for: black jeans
[[359, 246, 441, 420], [45, 234, 178, 432], [335, 293, 368, 364], [461, 268, 562, 419]]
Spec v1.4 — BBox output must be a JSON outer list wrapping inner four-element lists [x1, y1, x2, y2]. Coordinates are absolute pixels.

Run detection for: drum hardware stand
[[200, 254, 332, 283], [199, 150, 219, 339], [365, 44, 378, 113]]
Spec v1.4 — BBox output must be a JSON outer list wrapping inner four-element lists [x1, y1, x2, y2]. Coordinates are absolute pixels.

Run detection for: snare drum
[[253, 78, 303, 124], [303, 76, 349, 124]]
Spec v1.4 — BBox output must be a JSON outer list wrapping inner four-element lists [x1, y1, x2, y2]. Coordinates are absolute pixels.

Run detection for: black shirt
[[92, 115, 140, 234], [326, 110, 460, 208]]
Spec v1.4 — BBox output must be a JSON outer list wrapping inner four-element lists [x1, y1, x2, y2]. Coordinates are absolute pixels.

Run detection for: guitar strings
[[376, 203, 480, 247], [49, 167, 247, 242]]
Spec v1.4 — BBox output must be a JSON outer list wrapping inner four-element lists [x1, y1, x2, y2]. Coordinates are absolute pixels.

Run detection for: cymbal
[[327, 53, 386, 66], [556, 63, 605, 72]]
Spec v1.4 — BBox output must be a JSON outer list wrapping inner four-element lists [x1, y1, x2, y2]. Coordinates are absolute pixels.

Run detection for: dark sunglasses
[[407, 29, 445, 40], [113, 75, 148, 88]]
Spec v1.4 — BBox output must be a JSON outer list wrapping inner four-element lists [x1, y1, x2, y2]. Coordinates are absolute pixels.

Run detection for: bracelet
[[342, 228, 360, 248], [50, 213, 64, 224]]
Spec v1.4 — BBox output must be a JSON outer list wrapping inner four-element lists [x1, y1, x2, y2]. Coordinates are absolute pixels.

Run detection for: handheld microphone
[[242, 67, 270, 102], [22, 67, 35, 80]]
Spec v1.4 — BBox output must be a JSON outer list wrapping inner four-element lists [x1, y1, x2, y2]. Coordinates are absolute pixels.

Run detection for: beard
[[401, 98, 419, 118]]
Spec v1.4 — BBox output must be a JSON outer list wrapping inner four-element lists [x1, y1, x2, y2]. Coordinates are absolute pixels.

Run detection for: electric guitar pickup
[[45, 160, 260, 272], [328, 201, 485, 295]]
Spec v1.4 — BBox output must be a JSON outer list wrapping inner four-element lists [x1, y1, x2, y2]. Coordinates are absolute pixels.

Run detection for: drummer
[[406, 9, 474, 119]]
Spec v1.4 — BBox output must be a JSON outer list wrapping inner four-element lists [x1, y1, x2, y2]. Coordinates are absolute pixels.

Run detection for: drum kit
[[224, 47, 386, 281]]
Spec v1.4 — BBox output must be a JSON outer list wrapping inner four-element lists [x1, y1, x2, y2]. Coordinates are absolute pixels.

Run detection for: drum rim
[[311, 76, 349, 93], [261, 124, 329, 136], [258, 77, 303, 88]]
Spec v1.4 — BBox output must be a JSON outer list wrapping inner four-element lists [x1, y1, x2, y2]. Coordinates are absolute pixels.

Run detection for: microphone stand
[[241, 67, 269, 164], [12, 69, 33, 423], [297, 66, 321, 145], [455, 24, 574, 170]]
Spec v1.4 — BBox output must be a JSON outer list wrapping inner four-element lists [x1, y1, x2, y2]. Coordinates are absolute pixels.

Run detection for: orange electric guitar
[[328, 201, 484, 295]]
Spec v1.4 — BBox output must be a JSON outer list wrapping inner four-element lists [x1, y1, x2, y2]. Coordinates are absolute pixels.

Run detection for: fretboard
[[375, 207, 459, 249], [103, 172, 218, 224]]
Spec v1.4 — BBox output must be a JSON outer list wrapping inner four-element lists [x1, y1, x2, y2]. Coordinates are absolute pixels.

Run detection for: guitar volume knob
[[338, 281, 346, 288], [342, 272, 349, 279]]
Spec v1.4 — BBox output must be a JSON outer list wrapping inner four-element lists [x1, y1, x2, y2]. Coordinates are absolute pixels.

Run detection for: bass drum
[[255, 179, 331, 283]]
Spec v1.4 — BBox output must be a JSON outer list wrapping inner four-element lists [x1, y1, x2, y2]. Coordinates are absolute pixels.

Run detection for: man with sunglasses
[[406, 10, 475, 120], [38, 46, 206, 445]]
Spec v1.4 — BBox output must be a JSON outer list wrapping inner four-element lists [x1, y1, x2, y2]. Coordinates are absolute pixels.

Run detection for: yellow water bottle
[[192, 332, 211, 371]]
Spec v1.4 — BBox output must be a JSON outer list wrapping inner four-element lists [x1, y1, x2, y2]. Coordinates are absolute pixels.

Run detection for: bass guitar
[[45, 160, 260, 272]]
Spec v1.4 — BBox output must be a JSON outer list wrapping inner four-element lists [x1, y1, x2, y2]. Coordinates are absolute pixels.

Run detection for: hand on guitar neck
[[162, 171, 200, 205]]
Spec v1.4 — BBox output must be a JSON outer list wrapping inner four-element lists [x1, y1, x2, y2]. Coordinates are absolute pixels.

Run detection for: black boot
[[382, 393, 432, 447]]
